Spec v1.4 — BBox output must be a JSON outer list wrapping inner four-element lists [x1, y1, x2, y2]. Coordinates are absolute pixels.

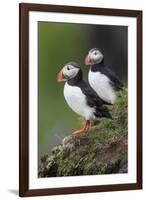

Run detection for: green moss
[[90, 87, 128, 143]]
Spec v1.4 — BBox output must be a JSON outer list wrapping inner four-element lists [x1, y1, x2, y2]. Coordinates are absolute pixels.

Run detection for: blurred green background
[[38, 22, 128, 164]]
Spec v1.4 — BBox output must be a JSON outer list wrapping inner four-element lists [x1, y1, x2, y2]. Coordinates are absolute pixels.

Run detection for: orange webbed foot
[[72, 120, 91, 136]]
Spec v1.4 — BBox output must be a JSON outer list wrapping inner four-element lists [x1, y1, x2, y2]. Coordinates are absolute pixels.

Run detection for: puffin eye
[[67, 66, 70, 70], [94, 52, 97, 55]]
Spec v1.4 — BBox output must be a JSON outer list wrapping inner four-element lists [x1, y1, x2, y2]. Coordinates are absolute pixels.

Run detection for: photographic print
[[19, 3, 142, 197], [38, 22, 128, 178]]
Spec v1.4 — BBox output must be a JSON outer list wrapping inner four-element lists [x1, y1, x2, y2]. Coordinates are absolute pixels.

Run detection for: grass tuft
[[89, 87, 128, 144]]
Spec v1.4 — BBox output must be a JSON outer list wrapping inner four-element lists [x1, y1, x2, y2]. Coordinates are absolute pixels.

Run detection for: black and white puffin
[[57, 62, 112, 136], [85, 48, 123, 104]]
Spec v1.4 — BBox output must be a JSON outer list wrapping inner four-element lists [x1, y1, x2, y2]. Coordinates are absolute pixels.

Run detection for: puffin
[[57, 62, 112, 136], [85, 48, 123, 104]]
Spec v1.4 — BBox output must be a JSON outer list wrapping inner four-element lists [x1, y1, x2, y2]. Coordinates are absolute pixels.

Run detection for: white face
[[89, 49, 104, 64], [62, 64, 80, 80]]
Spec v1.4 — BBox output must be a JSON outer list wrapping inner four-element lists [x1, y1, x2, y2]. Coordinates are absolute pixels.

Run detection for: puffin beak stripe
[[85, 55, 91, 65], [57, 70, 63, 82]]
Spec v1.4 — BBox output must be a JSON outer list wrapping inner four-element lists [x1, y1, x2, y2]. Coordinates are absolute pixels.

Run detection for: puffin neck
[[90, 59, 105, 72], [67, 69, 83, 86]]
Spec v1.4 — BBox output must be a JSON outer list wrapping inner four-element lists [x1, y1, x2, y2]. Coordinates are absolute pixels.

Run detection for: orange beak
[[85, 55, 91, 65], [57, 70, 63, 82]]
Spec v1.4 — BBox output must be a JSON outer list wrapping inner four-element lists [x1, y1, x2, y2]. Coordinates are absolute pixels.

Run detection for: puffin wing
[[102, 67, 123, 90], [79, 81, 104, 107], [79, 81, 112, 119]]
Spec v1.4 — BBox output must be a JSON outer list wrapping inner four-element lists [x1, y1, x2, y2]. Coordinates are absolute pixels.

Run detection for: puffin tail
[[94, 106, 112, 119]]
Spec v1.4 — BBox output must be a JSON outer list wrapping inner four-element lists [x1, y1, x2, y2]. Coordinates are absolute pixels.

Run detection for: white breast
[[64, 82, 96, 120], [88, 70, 116, 104]]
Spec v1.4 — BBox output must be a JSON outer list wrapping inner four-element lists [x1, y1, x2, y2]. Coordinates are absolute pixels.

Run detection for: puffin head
[[57, 62, 81, 82], [85, 48, 104, 65]]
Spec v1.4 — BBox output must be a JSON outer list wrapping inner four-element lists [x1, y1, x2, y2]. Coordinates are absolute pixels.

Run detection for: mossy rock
[[39, 133, 127, 177]]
